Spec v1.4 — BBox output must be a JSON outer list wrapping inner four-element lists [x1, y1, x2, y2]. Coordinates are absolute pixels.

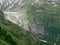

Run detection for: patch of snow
[[40, 39, 47, 43], [54, 43, 56, 45]]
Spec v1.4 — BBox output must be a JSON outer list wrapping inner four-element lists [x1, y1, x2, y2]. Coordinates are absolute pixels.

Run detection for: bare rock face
[[4, 8, 29, 31]]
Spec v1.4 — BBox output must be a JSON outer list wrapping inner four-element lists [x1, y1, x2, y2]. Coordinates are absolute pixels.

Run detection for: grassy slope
[[0, 22, 39, 45], [0, 23, 21, 45], [0, 21, 54, 45]]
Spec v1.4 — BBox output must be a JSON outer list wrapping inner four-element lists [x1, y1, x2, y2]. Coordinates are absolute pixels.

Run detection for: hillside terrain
[[0, 10, 54, 45], [0, 0, 60, 45]]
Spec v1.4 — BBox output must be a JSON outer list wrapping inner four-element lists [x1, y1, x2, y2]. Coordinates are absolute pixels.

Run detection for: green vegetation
[[0, 10, 54, 45], [0, 0, 60, 45], [27, 3, 60, 45], [0, 21, 35, 45], [0, 21, 54, 45]]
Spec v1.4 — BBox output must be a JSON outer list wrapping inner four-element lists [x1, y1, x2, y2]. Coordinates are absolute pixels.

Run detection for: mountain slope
[[0, 21, 35, 45], [0, 0, 60, 45], [0, 22, 54, 45], [0, 10, 54, 45]]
